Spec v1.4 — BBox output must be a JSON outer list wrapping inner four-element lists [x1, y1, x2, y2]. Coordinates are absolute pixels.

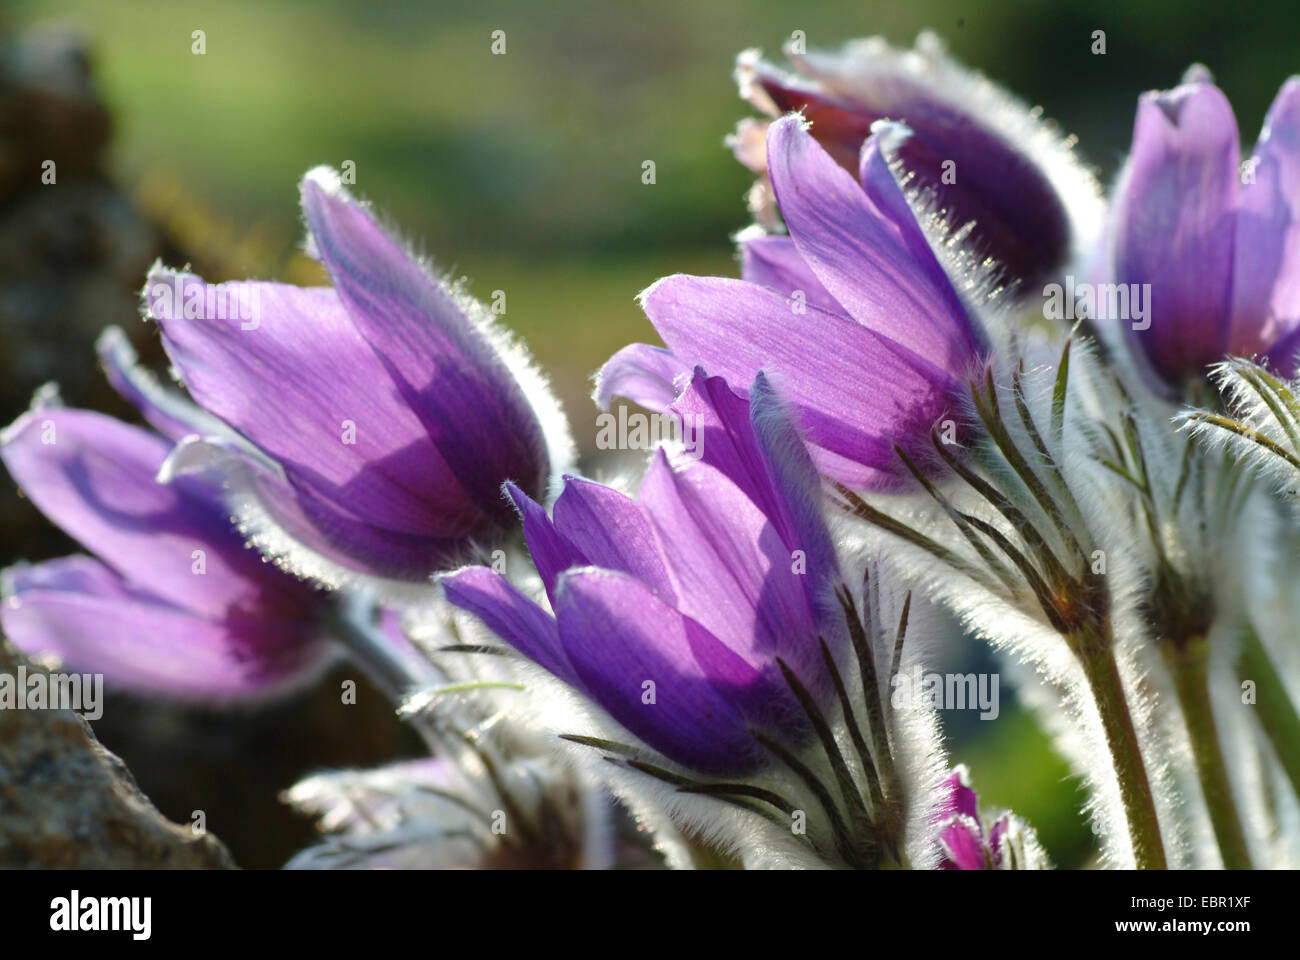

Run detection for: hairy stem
[[1239, 624, 1300, 802], [1075, 639, 1167, 869], [1164, 636, 1252, 869], [328, 594, 442, 751]]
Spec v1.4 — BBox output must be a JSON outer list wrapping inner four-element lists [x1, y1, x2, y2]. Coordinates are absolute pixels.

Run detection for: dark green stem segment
[[1075, 642, 1168, 869], [1239, 624, 1300, 802], [1164, 636, 1252, 869]]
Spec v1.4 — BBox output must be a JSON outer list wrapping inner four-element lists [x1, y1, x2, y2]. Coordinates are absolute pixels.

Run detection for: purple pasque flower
[[1107, 70, 1300, 392], [598, 116, 986, 490], [0, 385, 326, 699], [143, 167, 573, 588], [443, 370, 844, 775], [934, 765, 1043, 870], [732, 33, 1102, 295]]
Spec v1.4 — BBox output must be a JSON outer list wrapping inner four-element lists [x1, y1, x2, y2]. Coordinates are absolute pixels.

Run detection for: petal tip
[[1141, 76, 1232, 129], [769, 111, 812, 138], [867, 118, 913, 155], [637, 274, 679, 309], [94, 324, 133, 373], [1, 384, 62, 448], [501, 480, 536, 517], [142, 258, 178, 289], [300, 164, 347, 202]]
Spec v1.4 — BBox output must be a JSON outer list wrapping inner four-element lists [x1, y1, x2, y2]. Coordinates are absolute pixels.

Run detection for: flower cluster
[[934, 766, 1047, 870], [5, 31, 1300, 871]]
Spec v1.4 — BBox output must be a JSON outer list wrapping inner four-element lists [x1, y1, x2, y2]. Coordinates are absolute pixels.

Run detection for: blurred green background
[[4, 0, 1298, 867]]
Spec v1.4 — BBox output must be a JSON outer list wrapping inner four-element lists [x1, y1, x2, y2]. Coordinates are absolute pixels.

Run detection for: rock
[[0, 640, 237, 868], [0, 26, 418, 870], [0, 24, 174, 589], [0, 26, 112, 201]]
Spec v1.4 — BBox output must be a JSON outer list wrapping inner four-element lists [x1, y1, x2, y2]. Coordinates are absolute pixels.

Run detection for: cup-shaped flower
[[598, 117, 986, 489], [1107, 71, 1300, 393], [143, 167, 573, 589], [443, 370, 844, 776], [285, 746, 609, 870], [732, 33, 1102, 295], [0, 388, 326, 698], [284, 759, 485, 869], [934, 766, 1047, 869]]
